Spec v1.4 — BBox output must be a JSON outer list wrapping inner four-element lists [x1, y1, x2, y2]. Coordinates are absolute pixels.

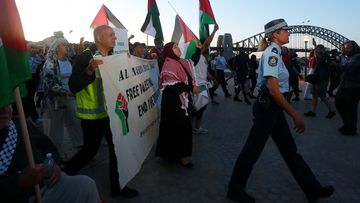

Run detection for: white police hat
[[264, 19, 291, 37]]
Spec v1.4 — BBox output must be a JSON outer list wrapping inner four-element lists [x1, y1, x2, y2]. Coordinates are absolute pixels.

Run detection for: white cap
[[264, 19, 292, 37]]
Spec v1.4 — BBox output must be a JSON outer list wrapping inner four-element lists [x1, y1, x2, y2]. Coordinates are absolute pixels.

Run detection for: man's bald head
[[93, 25, 117, 53], [93, 25, 112, 43]]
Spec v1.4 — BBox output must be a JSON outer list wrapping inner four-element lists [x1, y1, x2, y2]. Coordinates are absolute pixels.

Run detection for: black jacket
[[0, 119, 60, 203], [68, 44, 97, 94], [338, 53, 360, 90]]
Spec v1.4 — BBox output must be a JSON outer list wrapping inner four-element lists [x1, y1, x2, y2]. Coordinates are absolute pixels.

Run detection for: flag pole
[[168, 1, 179, 14], [14, 87, 42, 203]]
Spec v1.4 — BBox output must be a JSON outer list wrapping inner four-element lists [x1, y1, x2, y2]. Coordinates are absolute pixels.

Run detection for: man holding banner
[[63, 25, 138, 198]]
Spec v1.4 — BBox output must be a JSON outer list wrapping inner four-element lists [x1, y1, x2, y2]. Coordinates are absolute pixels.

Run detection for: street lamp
[[303, 34, 310, 79]]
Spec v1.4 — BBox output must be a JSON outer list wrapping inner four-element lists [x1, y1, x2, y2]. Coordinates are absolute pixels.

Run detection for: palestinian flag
[[199, 0, 216, 43], [141, 0, 164, 42], [171, 15, 199, 59], [90, 4, 126, 29], [0, 0, 31, 108]]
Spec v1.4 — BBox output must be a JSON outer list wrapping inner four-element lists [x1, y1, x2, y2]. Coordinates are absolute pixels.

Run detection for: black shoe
[[233, 97, 242, 102], [110, 186, 139, 198], [304, 111, 316, 117], [292, 97, 300, 101], [213, 92, 218, 96], [227, 190, 255, 203], [225, 93, 232, 98], [211, 100, 220, 105], [307, 185, 334, 203], [337, 126, 346, 132], [245, 99, 251, 105], [304, 98, 312, 101], [325, 111, 336, 119]]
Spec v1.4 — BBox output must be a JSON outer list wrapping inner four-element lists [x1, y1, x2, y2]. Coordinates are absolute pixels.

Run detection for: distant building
[[216, 33, 233, 61], [223, 33, 233, 61], [217, 35, 224, 48]]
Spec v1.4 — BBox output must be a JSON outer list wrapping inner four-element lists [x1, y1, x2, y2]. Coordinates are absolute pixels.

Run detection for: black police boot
[[227, 190, 255, 203], [306, 185, 334, 203]]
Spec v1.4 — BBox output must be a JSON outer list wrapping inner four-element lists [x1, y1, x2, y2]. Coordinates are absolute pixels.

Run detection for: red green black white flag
[[91, 4, 126, 29], [171, 15, 199, 59], [199, 0, 216, 43], [141, 0, 164, 42], [0, 0, 31, 108]]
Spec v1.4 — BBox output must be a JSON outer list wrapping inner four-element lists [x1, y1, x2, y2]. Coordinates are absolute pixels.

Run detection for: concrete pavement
[[60, 81, 360, 203]]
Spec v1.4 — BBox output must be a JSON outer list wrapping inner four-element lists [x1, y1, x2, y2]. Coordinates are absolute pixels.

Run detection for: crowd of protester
[[1, 20, 360, 202]]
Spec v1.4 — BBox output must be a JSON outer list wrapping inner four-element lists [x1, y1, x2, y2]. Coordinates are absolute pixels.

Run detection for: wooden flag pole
[[14, 87, 42, 203]]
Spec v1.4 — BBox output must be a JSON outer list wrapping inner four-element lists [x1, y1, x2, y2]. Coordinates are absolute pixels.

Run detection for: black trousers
[[289, 75, 300, 97], [328, 73, 341, 93], [23, 74, 39, 121], [249, 75, 257, 92], [228, 100, 322, 198], [216, 69, 230, 96], [63, 117, 121, 192], [234, 73, 249, 101], [335, 88, 360, 131]]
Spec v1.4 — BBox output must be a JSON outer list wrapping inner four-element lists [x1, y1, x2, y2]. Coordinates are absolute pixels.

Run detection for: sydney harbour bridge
[[214, 25, 350, 56]]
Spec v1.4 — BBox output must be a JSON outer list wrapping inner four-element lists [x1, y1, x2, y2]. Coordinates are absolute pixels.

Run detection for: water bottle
[[42, 153, 55, 183]]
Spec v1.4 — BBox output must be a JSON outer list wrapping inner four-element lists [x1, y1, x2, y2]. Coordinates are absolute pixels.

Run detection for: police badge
[[268, 56, 278, 67]]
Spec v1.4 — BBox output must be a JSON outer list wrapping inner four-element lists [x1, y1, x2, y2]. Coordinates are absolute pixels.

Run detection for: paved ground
[[57, 81, 360, 203]]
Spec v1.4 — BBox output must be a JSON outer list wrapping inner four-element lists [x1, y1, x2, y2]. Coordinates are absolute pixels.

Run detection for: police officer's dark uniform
[[227, 19, 334, 203]]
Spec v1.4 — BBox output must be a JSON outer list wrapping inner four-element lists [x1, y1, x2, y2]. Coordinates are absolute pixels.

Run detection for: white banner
[[113, 28, 129, 54], [98, 53, 161, 188]]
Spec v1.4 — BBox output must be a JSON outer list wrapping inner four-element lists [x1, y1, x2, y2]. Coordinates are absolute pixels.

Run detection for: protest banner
[[98, 53, 161, 188]]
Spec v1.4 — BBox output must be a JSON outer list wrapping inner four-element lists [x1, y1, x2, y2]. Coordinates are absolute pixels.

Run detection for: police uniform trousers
[[63, 117, 121, 192], [228, 99, 322, 197]]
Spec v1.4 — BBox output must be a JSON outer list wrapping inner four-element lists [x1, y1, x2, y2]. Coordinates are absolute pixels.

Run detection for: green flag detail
[[0, 0, 31, 108], [171, 15, 199, 59], [141, 0, 164, 42], [199, 0, 216, 43]]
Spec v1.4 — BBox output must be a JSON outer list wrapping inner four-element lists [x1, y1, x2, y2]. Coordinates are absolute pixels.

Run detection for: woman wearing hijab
[[41, 38, 83, 158], [155, 42, 200, 168]]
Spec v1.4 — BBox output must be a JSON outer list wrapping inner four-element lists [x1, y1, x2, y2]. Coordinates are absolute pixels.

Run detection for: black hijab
[[162, 42, 180, 61]]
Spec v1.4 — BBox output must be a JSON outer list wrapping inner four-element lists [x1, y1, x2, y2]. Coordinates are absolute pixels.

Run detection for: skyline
[[14, 0, 360, 48]]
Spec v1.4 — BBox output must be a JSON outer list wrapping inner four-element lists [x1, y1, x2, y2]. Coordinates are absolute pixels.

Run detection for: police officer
[[227, 19, 334, 203]]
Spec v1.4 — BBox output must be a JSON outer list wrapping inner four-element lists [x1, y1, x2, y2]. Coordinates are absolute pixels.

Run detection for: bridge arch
[[234, 25, 349, 50]]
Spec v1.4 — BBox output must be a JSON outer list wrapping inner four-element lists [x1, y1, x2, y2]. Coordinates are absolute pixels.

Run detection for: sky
[[14, 0, 360, 47]]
